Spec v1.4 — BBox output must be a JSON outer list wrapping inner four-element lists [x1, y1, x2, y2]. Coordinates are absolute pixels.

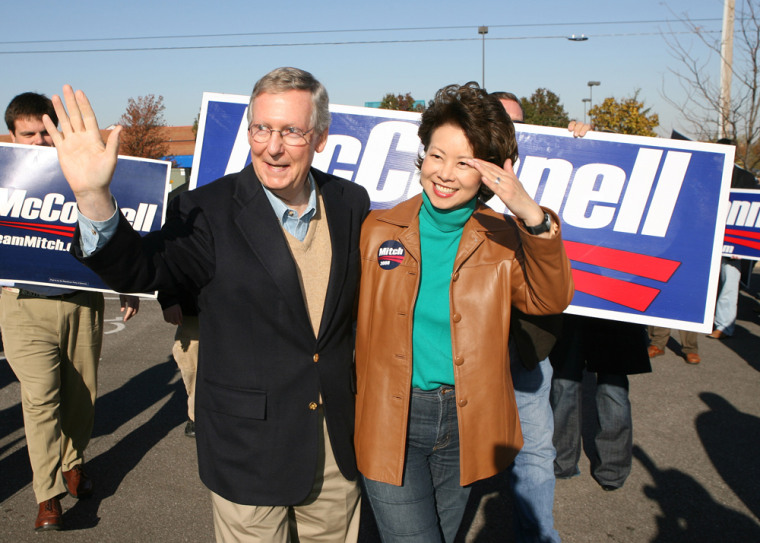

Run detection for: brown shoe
[[685, 353, 701, 364], [648, 345, 665, 358], [62, 465, 93, 499], [707, 330, 728, 339], [35, 497, 62, 531]]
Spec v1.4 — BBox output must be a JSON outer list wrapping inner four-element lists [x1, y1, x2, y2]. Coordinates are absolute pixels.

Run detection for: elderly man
[[1, 92, 139, 532], [44, 68, 369, 542]]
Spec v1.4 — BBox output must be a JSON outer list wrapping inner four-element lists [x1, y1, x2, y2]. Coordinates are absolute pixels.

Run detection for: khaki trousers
[[0, 289, 104, 502], [648, 326, 698, 355], [211, 413, 361, 543], [172, 315, 199, 420]]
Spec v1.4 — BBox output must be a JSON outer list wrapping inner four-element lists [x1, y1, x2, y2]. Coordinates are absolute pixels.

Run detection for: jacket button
[[452, 271, 459, 281], [313, 353, 319, 363], [458, 398, 468, 407], [454, 356, 464, 366], [452, 313, 462, 323], [309, 402, 318, 410]]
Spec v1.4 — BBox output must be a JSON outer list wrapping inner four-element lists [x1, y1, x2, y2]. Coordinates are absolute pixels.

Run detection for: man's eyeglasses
[[249, 124, 314, 146]]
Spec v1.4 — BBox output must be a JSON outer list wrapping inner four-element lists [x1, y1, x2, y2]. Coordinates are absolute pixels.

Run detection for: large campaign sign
[[724, 189, 760, 260], [0, 143, 170, 293], [190, 93, 734, 332]]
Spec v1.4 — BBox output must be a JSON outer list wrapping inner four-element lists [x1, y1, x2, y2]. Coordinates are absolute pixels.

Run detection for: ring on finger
[[494, 177, 501, 185]]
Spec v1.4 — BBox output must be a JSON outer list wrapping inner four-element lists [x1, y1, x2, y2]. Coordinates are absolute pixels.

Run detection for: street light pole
[[719, 0, 735, 139], [478, 26, 488, 88], [582, 98, 591, 124], [587, 80, 601, 110]]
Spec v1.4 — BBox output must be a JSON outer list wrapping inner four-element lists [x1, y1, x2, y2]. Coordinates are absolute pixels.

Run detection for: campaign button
[[377, 240, 406, 270]]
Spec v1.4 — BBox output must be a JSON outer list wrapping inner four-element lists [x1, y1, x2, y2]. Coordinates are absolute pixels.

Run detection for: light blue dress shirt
[[78, 174, 318, 256]]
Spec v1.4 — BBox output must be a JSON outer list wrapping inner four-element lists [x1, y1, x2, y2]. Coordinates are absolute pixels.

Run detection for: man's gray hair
[[247, 67, 330, 134]]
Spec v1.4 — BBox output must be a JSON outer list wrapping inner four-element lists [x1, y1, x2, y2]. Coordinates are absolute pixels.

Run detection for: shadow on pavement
[[719, 289, 760, 372], [62, 357, 185, 530], [458, 472, 512, 542], [0, 446, 33, 502], [93, 356, 183, 437], [0, 356, 185, 522], [0, 357, 18, 391], [716, 323, 760, 373], [634, 445, 760, 541], [0, 360, 24, 444], [697, 392, 760, 521]]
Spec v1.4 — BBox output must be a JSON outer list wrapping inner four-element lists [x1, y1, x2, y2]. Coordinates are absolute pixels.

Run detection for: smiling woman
[[354, 82, 575, 543]]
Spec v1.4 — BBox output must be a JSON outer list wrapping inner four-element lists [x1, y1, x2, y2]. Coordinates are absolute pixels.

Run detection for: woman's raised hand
[[465, 158, 545, 227]]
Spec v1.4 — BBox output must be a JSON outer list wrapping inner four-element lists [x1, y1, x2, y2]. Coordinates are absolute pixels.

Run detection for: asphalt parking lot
[[1, 287, 759, 542]]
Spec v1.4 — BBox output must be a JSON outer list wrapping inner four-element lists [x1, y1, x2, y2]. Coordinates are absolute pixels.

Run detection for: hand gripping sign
[[0, 143, 170, 293]]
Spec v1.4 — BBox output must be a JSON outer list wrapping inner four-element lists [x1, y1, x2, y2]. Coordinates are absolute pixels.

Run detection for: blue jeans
[[714, 257, 742, 335], [363, 386, 468, 543], [550, 374, 632, 488], [508, 356, 561, 543]]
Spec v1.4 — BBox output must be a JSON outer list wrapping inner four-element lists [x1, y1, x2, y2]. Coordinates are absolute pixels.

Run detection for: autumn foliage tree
[[119, 94, 170, 159], [379, 92, 426, 112], [520, 88, 570, 127], [589, 92, 659, 136]]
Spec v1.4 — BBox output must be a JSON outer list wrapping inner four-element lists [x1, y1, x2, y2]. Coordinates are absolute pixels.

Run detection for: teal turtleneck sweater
[[412, 192, 477, 390]]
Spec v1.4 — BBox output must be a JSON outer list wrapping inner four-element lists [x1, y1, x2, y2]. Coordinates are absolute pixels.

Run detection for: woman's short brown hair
[[417, 82, 518, 201]]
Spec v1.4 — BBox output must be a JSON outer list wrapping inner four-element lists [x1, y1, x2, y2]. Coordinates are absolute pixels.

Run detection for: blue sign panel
[[0, 143, 170, 292], [190, 94, 734, 332]]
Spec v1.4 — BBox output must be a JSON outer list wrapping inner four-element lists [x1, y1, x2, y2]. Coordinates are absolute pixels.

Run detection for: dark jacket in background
[[551, 314, 651, 377]]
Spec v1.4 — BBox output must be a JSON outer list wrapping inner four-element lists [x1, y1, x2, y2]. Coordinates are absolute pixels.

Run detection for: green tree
[[520, 88, 570, 127], [379, 92, 425, 112], [119, 94, 170, 159], [589, 92, 659, 136]]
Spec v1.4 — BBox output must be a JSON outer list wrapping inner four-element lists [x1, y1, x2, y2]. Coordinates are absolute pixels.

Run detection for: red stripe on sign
[[572, 269, 660, 312], [564, 240, 680, 282], [724, 235, 760, 251], [0, 222, 75, 237], [725, 228, 760, 240], [0, 220, 76, 233]]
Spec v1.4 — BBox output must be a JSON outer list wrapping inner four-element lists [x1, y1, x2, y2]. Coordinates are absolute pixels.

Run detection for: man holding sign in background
[[708, 138, 758, 340], [43, 68, 369, 542], [0, 92, 139, 532], [491, 90, 589, 543]]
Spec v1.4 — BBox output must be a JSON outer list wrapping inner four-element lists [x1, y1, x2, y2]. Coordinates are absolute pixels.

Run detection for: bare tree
[[119, 94, 170, 159], [663, 1, 760, 169]]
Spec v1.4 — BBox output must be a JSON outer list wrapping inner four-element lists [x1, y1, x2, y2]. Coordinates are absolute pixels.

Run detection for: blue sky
[[0, 0, 729, 138]]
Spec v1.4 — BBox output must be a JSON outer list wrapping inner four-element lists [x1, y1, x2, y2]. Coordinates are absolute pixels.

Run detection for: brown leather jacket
[[354, 195, 574, 486]]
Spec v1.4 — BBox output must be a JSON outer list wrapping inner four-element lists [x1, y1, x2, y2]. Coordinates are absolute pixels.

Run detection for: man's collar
[[261, 173, 317, 221]]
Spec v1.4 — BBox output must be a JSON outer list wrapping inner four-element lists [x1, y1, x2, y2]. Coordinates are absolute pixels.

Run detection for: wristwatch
[[524, 212, 552, 235]]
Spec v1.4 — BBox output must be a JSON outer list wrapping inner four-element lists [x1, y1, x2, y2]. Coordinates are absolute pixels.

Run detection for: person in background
[[550, 315, 651, 491], [1, 92, 139, 532], [490, 90, 589, 543], [159, 288, 199, 438], [709, 138, 758, 340], [648, 327, 700, 364]]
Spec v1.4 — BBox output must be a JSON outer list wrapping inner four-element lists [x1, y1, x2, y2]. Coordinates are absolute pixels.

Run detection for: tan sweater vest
[[283, 192, 332, 336]]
